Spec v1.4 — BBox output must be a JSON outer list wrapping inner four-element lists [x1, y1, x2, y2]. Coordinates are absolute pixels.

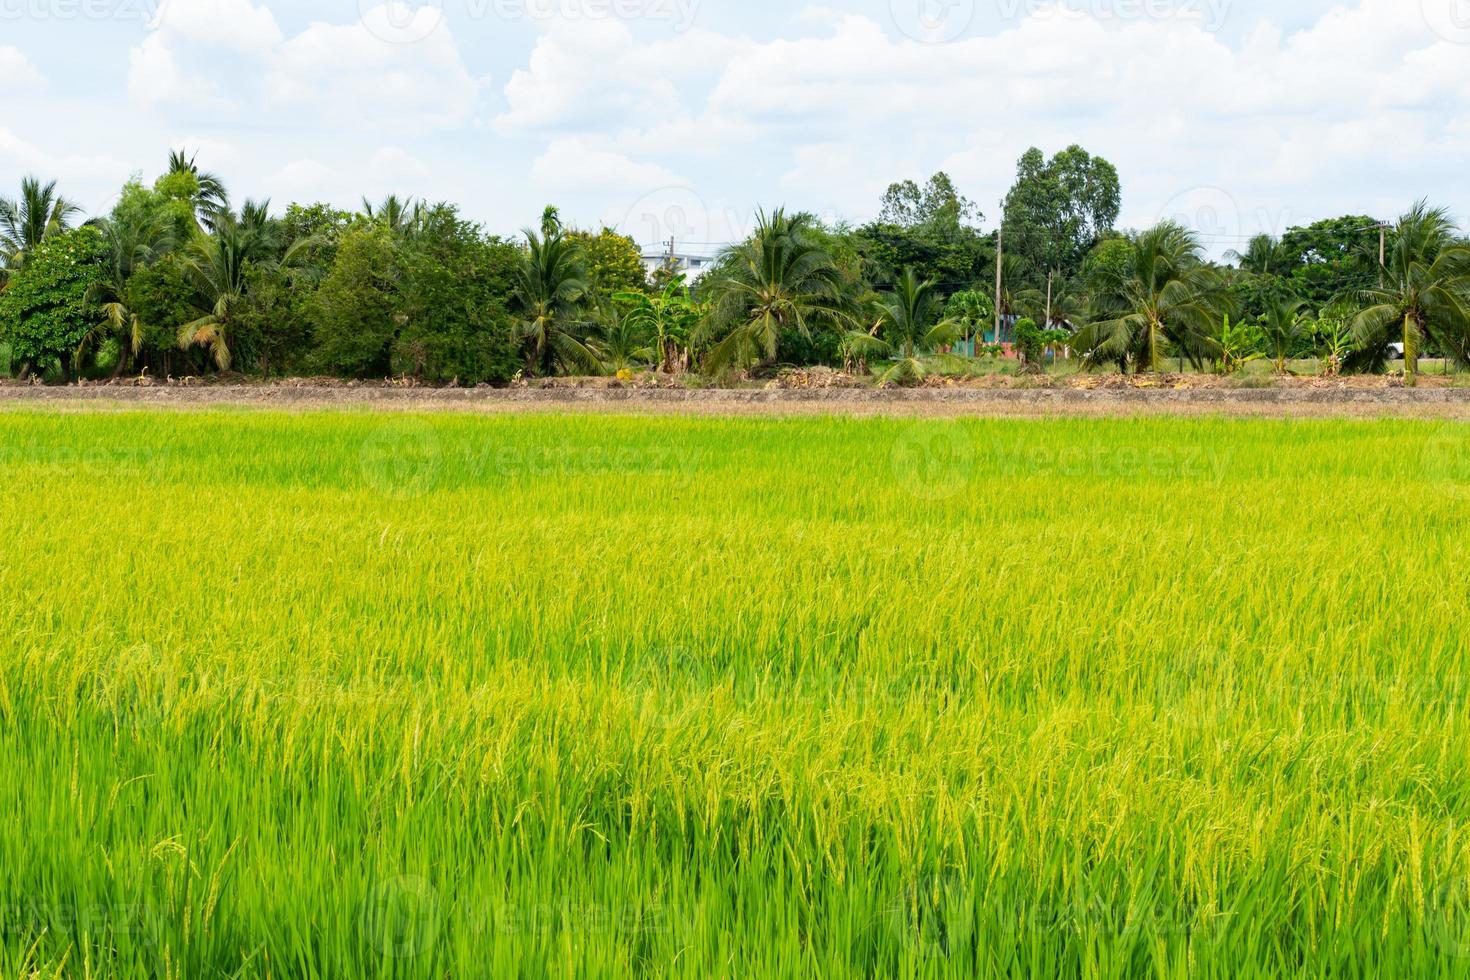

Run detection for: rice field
[[3, 407, 1470, 979]]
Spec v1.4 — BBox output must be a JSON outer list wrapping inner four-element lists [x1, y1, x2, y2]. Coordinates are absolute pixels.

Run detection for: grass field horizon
[[4, 408, 1470, 978]]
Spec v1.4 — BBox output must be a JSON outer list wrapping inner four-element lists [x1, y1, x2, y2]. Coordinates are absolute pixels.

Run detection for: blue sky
[[4, 0, 1469, 255]]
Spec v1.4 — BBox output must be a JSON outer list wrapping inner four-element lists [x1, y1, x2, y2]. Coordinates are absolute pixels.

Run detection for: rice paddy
[[3, 407, 1470, 978]]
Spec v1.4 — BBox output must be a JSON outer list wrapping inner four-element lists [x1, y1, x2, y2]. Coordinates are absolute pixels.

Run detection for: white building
[[640, 249, 716, 287]]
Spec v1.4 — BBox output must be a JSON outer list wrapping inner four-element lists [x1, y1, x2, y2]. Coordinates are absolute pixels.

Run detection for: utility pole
[[1045, 269, 1054, 329], [1377, 222, 1390, 288], [994, 213, 1004, 350]]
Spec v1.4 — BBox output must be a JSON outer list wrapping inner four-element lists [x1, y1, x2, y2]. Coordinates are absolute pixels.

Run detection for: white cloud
[[147, 0, 283, 54], [531, 138, 683, 193], [492, 2, 1470, 243], [0, 48, 45, 92], [5, 0, 1469, 246], [128, 0, 281, 108], [368, 147, 431, 183], [266, 6, 482, 129], [128, 1, 480, 129], [496, 19, 745, 134]]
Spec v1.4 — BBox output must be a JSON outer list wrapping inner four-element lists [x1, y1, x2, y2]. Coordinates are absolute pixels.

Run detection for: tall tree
[[569, 227, 648, 297], [515, 222, 595, 376], [1002, 146, 1121, 282], [78, 204, 174, 377], [1348, 202, 1470, 385], [177, 207, 298, 371], [700, 209, 856, 375], [878, 172, 982, 235], [1225, 234, 1289, 276], [363, 195, 425, 239], [166, 150, 230, 231], [0, 177, 82, 286], [1073, 222, 1232, 372]]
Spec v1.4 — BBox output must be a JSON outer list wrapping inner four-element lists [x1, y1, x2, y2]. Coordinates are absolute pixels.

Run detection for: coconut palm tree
[[514, 224, 596, 376], [0, 176, 82, 285], [845, 268, 963, 385], [176, 207, 303, 371], [363, 195, 425, 239], [167, 150, 230, 231], [1347, 201, 1470, 386], [177, 223, 251, 371], [586, 303, 654, 375], [1256, 291, 1309, 375], [943, 290, 994, 352], [699, 210, 856, 375], [78, 209, 174, 377], [1225, 234, 1288, 276], [1073, 222, 1232, 372], [616, 278, 702, 374]]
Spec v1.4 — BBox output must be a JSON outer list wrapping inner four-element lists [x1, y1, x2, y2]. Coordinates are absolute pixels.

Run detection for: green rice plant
[[1, 409, 1469, 978]]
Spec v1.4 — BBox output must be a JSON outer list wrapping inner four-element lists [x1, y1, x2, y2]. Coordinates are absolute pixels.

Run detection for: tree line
[[2, 146, 1467, 386]]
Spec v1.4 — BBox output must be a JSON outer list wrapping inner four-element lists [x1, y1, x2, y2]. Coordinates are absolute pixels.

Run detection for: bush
[[0, 226, 107, 379]]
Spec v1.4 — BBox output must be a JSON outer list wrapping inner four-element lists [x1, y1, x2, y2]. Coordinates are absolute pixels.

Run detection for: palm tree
[[944, 289, 994, 352], [0, 176, 82, 284], [700, 209, 856, 375], [167, 150, 230, 231], [514, 224, 596, 376], [1225, 234, 1286, 276], [616, 278, 702, 373], [178, 223, 251, 371], [1256, 291, 1308, 375], [363, 195, 424, 239], [845, 268, 963, 385], [586, 303, 654, 375], [1073, 222, 1232, 373], [1348, 201, 1470, 386], [78, 209, 174, 377], [175, 207, 313, 371]]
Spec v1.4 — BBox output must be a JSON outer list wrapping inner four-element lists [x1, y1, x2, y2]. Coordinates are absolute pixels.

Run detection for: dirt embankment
[[5, 374, 1470, 418]]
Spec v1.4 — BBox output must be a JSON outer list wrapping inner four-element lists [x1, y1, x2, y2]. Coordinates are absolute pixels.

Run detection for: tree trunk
[[109, 342, 131, 381], [17, 361, 33, 382], [1404, 313, 1419, 387]]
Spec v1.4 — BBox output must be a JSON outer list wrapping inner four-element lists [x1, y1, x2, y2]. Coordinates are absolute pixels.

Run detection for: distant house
[[641, 249, 715, 288], [952, 314, 1022, 356]]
